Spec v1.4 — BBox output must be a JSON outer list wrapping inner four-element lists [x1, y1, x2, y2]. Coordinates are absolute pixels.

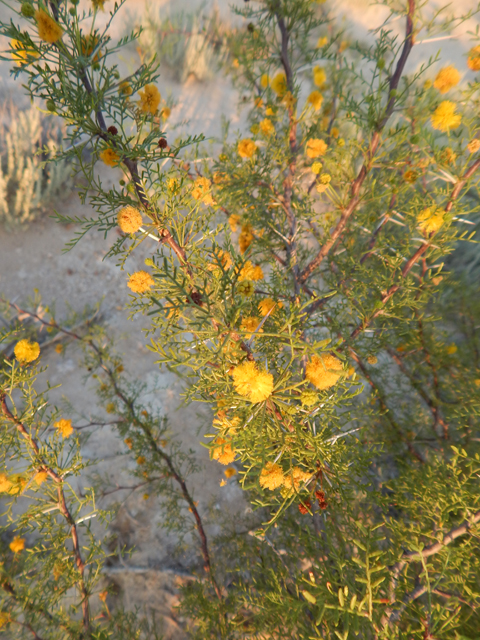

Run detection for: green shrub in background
[[0, 103, 72, 229], [136, 3, 232, 82], [1, 0, 480, 638]]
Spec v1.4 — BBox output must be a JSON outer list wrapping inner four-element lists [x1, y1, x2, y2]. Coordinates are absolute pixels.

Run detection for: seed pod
[[158, 138, 168, 149], [107, 125, 118, 135], [298, 500, 311, 515]]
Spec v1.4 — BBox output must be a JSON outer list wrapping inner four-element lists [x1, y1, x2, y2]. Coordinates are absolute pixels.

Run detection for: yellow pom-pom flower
[[9, 536, 25, 554], [119, 81, 133, 97], [137, 84, 161, 114], [259, 462, 284, 490], [211, 438, 236, 465], [258, 298, 282, 316], [239, 223, 254, 254], [467, 139, 480, 154], [229, 214, 241, 233], [55, 418, 74, 439], [238, 138, 258, 159], [99, 148, 120, 167], [313, 66, 326, 87], [34, 470, 48, 486], [417, 207, 444, 234], [0, 473, 12, 493], [232, 361, 274, 403], [307, 90, 323, 110], [35, 8, 63, 44], [306, 138, 328, 158], [259, 118, 275, 136], [430, 101, 461, 132], [260, 74, 270, 88], [433, 66, 461, 94], [271, 72, 287, 96], [240, 316, 263, 338], [239, 261, 264, 282], [10, 39, 39, 66], [127, 271, 155, 293], [316, 173, 331, 193], [317, 36, 328, 48], [117, 206, 143, 233], [191, 177, 212, 203], [467, 45, 480, 71], [14, 339, 40, 364], [305, 354, 343, 390]]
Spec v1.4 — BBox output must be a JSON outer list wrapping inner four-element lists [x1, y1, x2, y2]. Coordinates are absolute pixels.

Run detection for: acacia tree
[[1, 0, 480, 638]]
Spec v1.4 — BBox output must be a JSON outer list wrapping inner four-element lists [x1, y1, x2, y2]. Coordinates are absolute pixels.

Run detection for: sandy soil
[[0, 0, 479, 635]]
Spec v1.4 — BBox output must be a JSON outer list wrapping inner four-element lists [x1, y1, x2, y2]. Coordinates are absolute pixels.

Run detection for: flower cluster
[[137, 84, 161, 114], [211, 438, 236, 464], [431, 101, 461, 132], [259, 463, 312, 493], [14, 339, 40, 364], [433, 66, 460, 93], [55, 418, 74, 438], [417, 207, 444, 234], [100, 148, 120, 167], [128, 271, 155, 293], [118, 206, 143, 233], [306, 138, 328, 158], [192, 177, 214, 205], [305, 354, 343, 390], [238, 139, 258, 159], [231, 361, 274, 403], [35, 8, 63, 44]]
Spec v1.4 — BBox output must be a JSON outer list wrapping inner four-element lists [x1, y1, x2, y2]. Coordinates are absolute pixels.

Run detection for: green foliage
[[1, 0, 480, 638], [0, 103, 73, 229]]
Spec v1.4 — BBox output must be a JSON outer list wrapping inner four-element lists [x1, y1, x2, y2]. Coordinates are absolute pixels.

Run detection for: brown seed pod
[[158, 138, 168, 149], [107, 125, 118, 135], [298, 500, 311, 515], [187, 290, 203, 306]]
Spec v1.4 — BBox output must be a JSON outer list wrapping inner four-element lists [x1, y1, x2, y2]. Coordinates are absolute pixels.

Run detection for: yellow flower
[[239, 223, 254, 254], [117, 206, 143, 233], [283, 466, 312, 492], [467, 139, 480, 154], [467, 45, 480, 71], [240, 316, 263, 338], [0, 473, 12, 493], [282, 91, 296, 110], [124, 437, 133, 449], [14, 339, 40, 364], [136, 456, 146, 465], [127, 271, 155, 293], [417, 207, 444, 234], [271, 72, 287, 96], [260, 74, 270, 88], [229, 214, 241, 232], [338, 138, 345, 147], [35, 8, 63, 44], [447, 344, 457, 354], [433, 66, 461, 94], [238, 138, 258, 159], [191, 177, 212, 203], [311, 162, 322, 174], [106, 402, 115, 414], [9, 536, 25, 554], [239, 261, 264, 281], [34, 471, 48, 486], [231, 361, 274, 403], [305, 354, 343, 390], [475, 379, 480, 387], [441, 147, 456, 164], [220, 479, 227, 486], [237, 281, 255, 297], [92, 0, 107, 9], [224, 467, 237, 478], [265, 106, 275, 116], [210, 249, 233, 271], [259, 462, 284, 490], [10, 39, 39, 66], [367, 355, 377, 365], [161, 107, 171, 119], [119, 81, 132, 97], [137, 84, 161, 114], [81, 34, 102, 62], [316, 173, 331, 193], [306, 138, 328, 158], [7, 474, 26, 496], [55, 418, 73, 438], [55, 344, 64, 354], [317, 36, 328, 48], [307, 90, 323, 110], [99, 148, 120, 167], [259, 118, 275, 136], [331, 127, 339, 139], [258, 298, 282, 316], [313, 66, 326, 87], [211, 438, 236, 465], [431, 101, 461, 132]]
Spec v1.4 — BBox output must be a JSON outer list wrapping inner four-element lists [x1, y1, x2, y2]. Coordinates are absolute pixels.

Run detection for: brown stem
[[299, 0, 415, 284], [382, 510, 480, 626], [0, 398, 91, 631]]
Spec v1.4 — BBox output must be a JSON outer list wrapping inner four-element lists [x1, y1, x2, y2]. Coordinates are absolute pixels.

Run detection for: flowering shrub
[[1, 0, 480, 638]]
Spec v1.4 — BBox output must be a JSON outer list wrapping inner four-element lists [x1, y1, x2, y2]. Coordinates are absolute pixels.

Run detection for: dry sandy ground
[[0, 0, 479, 636]]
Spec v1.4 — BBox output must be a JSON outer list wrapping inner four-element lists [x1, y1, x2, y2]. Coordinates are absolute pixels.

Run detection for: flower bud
[[21, 3, 35, 18]]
